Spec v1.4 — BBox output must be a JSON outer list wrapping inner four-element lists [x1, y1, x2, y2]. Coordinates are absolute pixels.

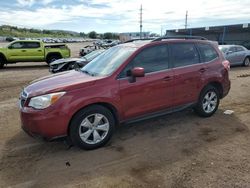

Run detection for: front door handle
[[199, 68, 207, 73], [37, 50, 42, 52], [163, 76, 172, 81], [21, 50, 26, 52]]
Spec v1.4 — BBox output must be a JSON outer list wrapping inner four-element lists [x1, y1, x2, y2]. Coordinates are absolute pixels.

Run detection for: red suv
[[19, 36, 230, 149]]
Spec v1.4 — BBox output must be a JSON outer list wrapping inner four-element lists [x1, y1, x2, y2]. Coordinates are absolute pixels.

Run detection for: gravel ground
[[0, 43, 250, 188]]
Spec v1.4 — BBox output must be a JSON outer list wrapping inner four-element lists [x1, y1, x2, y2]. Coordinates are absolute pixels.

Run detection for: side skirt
[[121, 102, 196, 125]]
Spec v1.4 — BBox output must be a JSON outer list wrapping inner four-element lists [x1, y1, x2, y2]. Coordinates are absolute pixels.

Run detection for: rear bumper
[[222, 79, 231, 98]]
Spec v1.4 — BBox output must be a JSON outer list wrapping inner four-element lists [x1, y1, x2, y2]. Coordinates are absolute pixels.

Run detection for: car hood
[[50, 58, 82, 65], [25, 70, 103, 97]]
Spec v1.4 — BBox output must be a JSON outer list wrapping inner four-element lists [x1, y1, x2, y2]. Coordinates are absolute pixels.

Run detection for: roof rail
[[152, 35, 208, 42], [123, 38, 155, 43]]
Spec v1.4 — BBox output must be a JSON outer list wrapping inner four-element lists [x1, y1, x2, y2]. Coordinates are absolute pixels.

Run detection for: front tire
[[69, 105, 115, 150], [243, 57, 250, 67], [194, 86, 220, 117]]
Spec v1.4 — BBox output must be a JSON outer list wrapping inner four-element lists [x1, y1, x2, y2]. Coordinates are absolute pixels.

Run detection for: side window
[[11, 42, 24, 49], [197, 43, 218, 62], [229, 47, 236, 53], [236, 46, 244, 52], [24, 42, 40, 48], [170, 43, 199, 68], [131, 45, 169, 73], [119, 44, 169, 78]]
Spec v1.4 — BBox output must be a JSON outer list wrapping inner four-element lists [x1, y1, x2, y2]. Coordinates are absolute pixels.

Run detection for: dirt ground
[[0, 43, 250, 188]]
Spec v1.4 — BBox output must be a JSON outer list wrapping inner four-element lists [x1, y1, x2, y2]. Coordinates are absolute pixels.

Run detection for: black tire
[[243, 57, 250, 67], [0, 56, 5, 69], [194, 85, 220, 117], [69, 105, 115, 150], [46, 54, 61, 65]]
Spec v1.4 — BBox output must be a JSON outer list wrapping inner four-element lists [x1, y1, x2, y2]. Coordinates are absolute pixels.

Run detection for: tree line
[[0, 25, 120, 39]]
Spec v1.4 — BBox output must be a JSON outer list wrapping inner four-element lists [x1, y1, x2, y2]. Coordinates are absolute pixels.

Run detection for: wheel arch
[[67, 102, 120, 136], [46, 52, 62, 61], [0, 52, 7, 61], [202, 81, 223, 99]]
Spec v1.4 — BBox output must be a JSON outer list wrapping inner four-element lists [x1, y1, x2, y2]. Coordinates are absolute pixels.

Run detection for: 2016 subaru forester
[[19, 36, 230, 150]]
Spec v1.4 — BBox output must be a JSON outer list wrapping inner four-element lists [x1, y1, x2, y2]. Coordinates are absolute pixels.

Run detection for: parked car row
[[4, 36, 91, 43], [20, 36, 231, 150]]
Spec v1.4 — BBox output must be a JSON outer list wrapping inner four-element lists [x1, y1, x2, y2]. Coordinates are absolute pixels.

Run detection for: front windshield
[[81, 46, 136, 76], [219, 46, 229, 53]]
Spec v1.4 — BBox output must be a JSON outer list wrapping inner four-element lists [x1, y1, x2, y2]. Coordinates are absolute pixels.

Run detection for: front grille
[[20, 90, 28, 108]]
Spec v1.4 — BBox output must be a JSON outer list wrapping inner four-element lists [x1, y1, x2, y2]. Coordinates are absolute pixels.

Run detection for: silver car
[[219, 45, 250, 66]]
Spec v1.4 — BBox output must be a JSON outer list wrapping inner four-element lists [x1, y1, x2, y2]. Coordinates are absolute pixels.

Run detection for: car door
[[118, 44, 174, 120], [23, 42, 44, 61], [235, 46, 247, 64], [169, 42, 204, 106], [226, 46, 238, 65], [7, 41, 27, 62]]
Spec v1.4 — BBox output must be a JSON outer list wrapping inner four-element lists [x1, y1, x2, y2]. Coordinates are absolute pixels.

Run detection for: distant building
[[119, 32, 150, 42], [166, 23, 250, 49]]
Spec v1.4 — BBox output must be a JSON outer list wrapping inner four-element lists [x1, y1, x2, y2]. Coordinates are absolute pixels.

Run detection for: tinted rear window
[[24, 42, 40, 48], [170, 43, 199, 68], [197, 43, 218, 62]]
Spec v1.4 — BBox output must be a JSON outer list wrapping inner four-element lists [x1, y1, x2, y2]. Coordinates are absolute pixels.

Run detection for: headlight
[[28, 92, 65, 110]]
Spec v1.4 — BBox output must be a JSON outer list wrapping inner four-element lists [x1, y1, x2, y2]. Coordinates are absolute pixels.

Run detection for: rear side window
[[197, 43, 218, 62], [170, 43, 199, 68], [235, 46, 245, 52], [24, 42, 40, 48], [131, 44, 169, 73]]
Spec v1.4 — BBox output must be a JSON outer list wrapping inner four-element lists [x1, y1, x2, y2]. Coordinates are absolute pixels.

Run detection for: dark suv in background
[[19, 36, 230, 149]]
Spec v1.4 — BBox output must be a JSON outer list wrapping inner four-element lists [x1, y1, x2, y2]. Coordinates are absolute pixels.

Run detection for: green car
[[0, 40, 71, 68]]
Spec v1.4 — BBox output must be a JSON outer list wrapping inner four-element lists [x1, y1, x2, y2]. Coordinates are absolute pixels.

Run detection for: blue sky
[[0, 0, 249, 34]]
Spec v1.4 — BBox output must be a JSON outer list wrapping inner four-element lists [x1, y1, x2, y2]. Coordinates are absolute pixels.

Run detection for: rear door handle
[[163, 76, 172, 81], [21, 50, 26, 52]]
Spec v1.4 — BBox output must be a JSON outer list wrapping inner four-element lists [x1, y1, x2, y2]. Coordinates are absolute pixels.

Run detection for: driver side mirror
[[128, 67, 145, 83], [8, 45, 13, 49], [131, 67, 145, 77]]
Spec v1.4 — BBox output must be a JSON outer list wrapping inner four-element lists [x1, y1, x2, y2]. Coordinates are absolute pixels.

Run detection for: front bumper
[[20, 107, 69, 140]]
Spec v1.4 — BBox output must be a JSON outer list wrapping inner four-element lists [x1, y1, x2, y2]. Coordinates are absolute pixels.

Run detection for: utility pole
[[185, 10, 188, 29], [140, 5, 142, 39]]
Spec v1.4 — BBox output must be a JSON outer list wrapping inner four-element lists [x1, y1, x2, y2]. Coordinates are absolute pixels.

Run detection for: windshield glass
[[83, 50, 104, 61], [219, 46, 229, 53], [81, 46, 136, 76]]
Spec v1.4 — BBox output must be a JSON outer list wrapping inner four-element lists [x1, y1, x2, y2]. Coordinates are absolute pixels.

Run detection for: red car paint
[[19, 39, 230, 140]]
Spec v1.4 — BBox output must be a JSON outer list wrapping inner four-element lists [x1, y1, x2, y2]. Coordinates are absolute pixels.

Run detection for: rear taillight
[[222, 60, 230, 71]]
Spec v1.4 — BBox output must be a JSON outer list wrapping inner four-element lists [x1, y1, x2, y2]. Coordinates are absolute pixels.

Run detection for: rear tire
[[0, 56, 5, 69], [243, 57, 250, 67], [194, 85, 220, 117], [69, 105, 115, 150]]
